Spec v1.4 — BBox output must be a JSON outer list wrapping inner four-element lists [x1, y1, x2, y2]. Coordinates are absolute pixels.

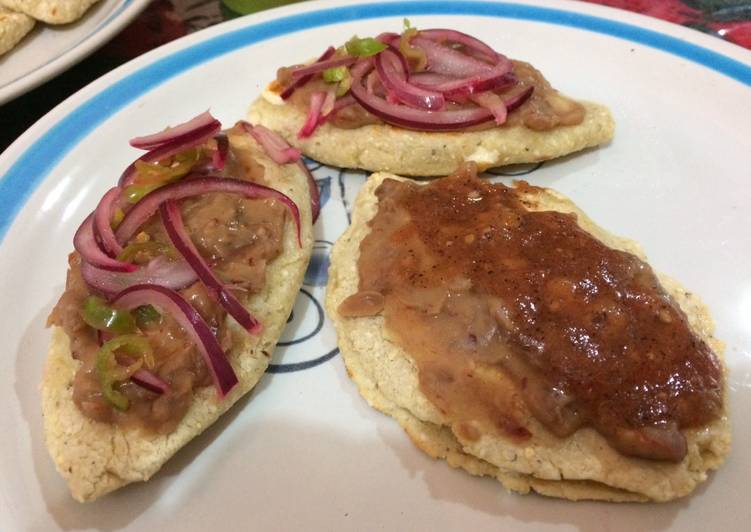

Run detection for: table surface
[[1, 0, 750, 153]]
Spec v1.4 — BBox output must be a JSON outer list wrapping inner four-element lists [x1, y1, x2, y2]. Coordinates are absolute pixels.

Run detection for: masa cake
[[326, 167, 730, 502]]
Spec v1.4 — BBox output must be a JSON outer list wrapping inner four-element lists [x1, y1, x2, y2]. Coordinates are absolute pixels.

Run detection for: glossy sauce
[[339, 166, 723, 461]]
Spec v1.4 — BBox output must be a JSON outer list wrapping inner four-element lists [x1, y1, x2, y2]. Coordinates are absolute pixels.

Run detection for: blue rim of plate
[[1, 0, 136, 91], [1, 0, 750, 244]]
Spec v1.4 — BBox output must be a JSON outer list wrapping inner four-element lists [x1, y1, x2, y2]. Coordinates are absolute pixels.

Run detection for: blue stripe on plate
[[1, 0, 750, 243]]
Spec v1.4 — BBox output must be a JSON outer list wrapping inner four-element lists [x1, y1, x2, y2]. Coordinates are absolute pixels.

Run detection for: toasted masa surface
[[249, 97, 614, 177], [42, 133, 314, 502], [0, 5, 34, 55], [0, 0, 99, 24], [326, 173, 730, 502]]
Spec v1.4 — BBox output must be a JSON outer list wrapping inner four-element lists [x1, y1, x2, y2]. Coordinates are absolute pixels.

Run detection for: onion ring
[[93, 187, 125, 257], [350, 62, 495, 131], [375, 47, 445, 110], [74, 214, 136, 272]]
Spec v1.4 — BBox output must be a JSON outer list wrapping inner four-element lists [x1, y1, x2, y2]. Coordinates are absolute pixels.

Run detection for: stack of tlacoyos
[[43, 25, 730, 505], [0, 0, 101, 56], [324, 171, 730, 502]]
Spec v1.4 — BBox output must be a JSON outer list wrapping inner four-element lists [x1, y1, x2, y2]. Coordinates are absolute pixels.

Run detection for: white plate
[[0, 0, 150, 104], [1, 1, 750, 530]]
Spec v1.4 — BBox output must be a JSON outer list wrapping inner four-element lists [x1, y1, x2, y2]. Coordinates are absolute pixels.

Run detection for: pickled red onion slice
[[93, 187, 125, 257], [239, 122, 301, 164], [129, 111, 220, 150], [113, 284, 238, 398], [349, 61, 494, 131], [375, 47, 444, 110], [81, 255, 198, 297], [212, 133, 229, 170], [74, 214, 136, 272], [418, 29, 501, 64], [119, 127, 219, 188], [115, 176, 302, 247], [297, 160, 320, 224], [281, 46, 335, 100], [289, 55, 357, 80], [470, 92, 508, 124], [131, 368, 170, 394], [160, 200, 262, 334], [298, 91, 326, 138]]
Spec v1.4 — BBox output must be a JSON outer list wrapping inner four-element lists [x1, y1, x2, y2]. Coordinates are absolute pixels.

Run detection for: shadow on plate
[[482, 143, 609, 189]]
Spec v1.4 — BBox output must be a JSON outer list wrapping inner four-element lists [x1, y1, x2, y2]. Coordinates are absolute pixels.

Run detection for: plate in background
[[0, 0, 150, 104]]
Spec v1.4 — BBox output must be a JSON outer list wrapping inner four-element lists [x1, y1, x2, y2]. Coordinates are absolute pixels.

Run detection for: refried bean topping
[[48, 140, 287, 433], [339, 164, 723, 462]]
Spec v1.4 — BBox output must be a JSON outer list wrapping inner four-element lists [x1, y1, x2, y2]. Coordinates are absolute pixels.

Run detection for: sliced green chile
[[95, 334, 154, 411], [81, 296, 136, 334], [134, 304, 162, 327], [345, 36, 387, 57], [123, 183, 161, 204], [116, 241, 175, 263]]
